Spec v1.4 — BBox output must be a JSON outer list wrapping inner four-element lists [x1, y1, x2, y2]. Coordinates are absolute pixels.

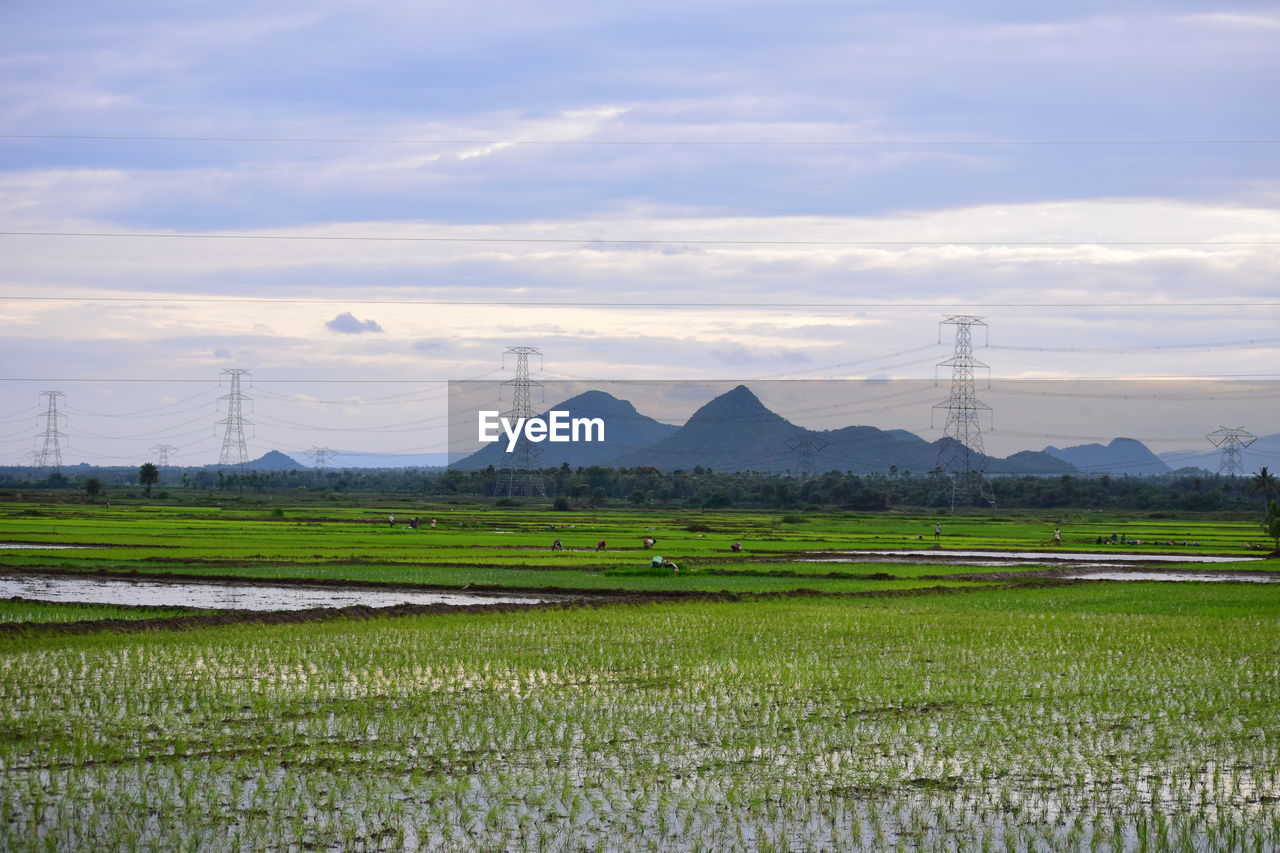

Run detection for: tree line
[[1, 463, 1275, 513]]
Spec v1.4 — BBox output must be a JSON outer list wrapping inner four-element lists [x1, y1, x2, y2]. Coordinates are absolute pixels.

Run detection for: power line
[[4, 296, 1279, 309], [989, 335, 1280, 353], [3, 230, 1275, 246], [5, 133, 1279, 146]]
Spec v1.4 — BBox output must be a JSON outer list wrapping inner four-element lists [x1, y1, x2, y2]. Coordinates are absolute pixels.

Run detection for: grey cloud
[[326, 313, 384, 334]]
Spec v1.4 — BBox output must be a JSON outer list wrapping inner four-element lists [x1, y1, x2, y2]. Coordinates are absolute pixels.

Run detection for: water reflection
[[0, 574, 541, 611]]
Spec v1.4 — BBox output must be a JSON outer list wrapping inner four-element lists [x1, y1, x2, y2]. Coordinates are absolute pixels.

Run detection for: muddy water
[[1064, 571, 1280, 583], [810, 549, 1262, 564], [0, 574, 541, 611]]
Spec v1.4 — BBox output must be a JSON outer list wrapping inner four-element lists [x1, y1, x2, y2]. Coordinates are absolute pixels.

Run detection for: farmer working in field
[[651, 555, 679, 574]]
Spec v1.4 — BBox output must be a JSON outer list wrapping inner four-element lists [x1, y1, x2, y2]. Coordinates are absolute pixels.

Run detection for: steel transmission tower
[[150, 444, 178, 467], [306, 447, 338, 469], [494, 346, 547, 499], [217, 369, 252, 468], [1206, 426, 1256, 477], [35, 391, 67, 468], [932, 316, 995, 508], [785, 436, 829, 477]]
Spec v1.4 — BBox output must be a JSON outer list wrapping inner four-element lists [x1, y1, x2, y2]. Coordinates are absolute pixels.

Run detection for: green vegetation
[[2, 498, 1277, 849], [0, 600, 206, 625], [1, 586, 1277, 850], [0, 503, 1273, 599]]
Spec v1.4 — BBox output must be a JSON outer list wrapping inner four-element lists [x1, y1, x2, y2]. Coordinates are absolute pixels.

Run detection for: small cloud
[[709, 345, 812, 366], [413, 339, 445, 352], [326, 312, 384, 334], [213, 348, 232, 360]]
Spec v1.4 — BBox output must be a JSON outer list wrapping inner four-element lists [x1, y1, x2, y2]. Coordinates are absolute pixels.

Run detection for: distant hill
[[990, 449, 1076, 475], [1157, 433, 1280, 476], [245, 450, 307, 472], [452, 390, 678, 470], [611, 384, 1072, 475], [612, 385, 801, 472], [1044, 437, 1171, 475], [286, 452, 448, 469]]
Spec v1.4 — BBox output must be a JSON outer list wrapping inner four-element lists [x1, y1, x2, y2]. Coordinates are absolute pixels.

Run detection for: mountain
[[1043, 437, 1171, 475], [814, 424, 936, 474], [245, 450, 307, 472], [613, 384, 1072, 475], [1157, 433, 1280, 476], [989, 449, 1077, 475], [611, 385, 802, 471], [452, 390, 678, 470]]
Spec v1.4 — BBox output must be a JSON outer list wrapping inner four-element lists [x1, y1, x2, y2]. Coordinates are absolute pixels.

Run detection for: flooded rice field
[[802, 548, 1262, 565], [1065, 570, 1280, 583], [2, 593, 1276, 851], [0, 573, 541, 611]]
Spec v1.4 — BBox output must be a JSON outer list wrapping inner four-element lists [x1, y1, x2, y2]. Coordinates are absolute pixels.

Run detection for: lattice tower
[[1206, 426, 1256, 477], [149, 444, 177, 467], [35, 391, 66, 468], [785, 435, 829, 478], [932, 316, 995, 508], [217, 369, 252, 468], [494, 347, 546, 498], [306, 447, 338, 469]]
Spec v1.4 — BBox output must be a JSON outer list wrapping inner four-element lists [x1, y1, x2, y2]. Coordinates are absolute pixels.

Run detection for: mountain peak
[[687, 384, 780, 423]]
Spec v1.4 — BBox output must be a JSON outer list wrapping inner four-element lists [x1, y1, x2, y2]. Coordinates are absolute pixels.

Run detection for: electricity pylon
[[932, 316, 995, 508], [150, 444, 178, 467], [1206, 426, 1256, 477], [217, 369, 252, 468], [785, 435, 829, 477], [306, 447, 338, 469], [35, 391, 67, 468], [494, 347, 547, 498]]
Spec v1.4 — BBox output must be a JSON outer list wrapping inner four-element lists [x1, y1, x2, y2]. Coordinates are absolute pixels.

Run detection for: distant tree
[[1265, 500, 1280, 553], [84, 478, 102, 503], [138, 462, 160, 497], [1251, 467, 1278, 510]]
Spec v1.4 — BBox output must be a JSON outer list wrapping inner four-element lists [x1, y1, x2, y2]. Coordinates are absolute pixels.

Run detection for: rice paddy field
[[2, 499, 1279, 850]]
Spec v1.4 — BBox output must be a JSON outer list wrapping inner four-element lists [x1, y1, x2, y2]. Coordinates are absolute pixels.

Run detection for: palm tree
[[139, 462, 160, 497], [1251, 466, 1278, 510], [1264, 500, 1280, 553]]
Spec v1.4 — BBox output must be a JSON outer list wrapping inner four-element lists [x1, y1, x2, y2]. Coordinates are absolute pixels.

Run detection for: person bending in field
[[651, 555, 679, 574], [731, 541, 741, 552], [596, 540, 607, 551], [552, 538, 563, 551], [642, 537, 655, 549]]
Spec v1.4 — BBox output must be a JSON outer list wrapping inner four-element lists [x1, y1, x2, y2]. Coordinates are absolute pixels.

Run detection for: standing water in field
[[0, 574, 542, 611]]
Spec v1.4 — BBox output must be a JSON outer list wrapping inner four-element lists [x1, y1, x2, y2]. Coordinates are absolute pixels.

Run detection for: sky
[[0, 0, 1277, 466]]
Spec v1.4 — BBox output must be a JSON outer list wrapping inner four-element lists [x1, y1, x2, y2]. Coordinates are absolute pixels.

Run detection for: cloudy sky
[[1, 0, 1277, 465]]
